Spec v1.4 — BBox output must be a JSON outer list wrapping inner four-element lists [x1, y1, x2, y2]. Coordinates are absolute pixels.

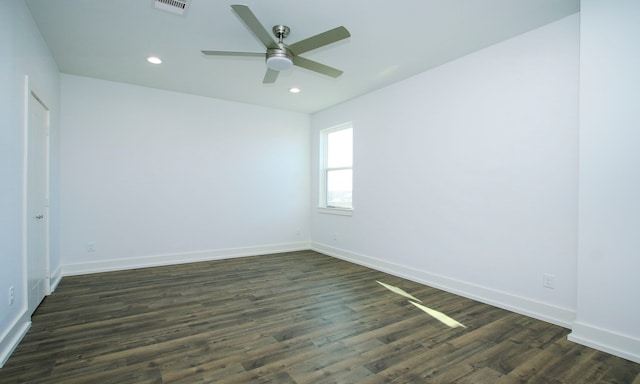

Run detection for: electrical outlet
[[9, 286, 14, 305], [543, 274, 555, 289], [87, 242, 96, 252]]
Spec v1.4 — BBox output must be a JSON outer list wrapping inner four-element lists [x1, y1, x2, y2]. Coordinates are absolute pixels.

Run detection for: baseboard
[[311, 242, 575, 329], [50, 264, 62, 292], [62, 242, 311, 276], [0, 310, 31, 368], [569, 322, 640, 364]]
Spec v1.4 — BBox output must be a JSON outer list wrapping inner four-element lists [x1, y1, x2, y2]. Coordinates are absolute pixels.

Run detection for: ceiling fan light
[[266, 56, 293, 71]]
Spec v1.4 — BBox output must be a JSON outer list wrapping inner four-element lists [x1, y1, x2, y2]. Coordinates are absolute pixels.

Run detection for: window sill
[[318, 207, 353, 216]]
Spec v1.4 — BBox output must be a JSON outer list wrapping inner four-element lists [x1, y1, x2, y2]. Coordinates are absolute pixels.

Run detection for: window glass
[[326, 169, 352, 208], [327, 128, 352, 168]]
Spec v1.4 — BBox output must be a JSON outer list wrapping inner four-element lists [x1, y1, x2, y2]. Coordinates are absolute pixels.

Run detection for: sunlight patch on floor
[[376, 281, 422, 302], [377, 280, 466, 329], [409, 301, 467, 328]]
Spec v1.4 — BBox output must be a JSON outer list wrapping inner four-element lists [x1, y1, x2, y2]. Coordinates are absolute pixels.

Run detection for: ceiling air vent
[[154, 0, 188, 15]]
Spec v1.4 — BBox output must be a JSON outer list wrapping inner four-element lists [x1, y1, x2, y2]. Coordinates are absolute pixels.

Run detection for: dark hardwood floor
[[2, 250, 639, 383]]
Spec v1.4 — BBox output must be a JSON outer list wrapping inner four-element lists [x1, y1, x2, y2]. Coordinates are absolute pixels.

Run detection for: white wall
[[311, 15, 580, 327], [60, 75, 310, 274], [569, 0, 640, 363], [0, 0, 60, 367]]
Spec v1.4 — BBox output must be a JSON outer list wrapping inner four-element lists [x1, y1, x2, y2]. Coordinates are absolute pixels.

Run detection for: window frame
[[319, 122, 353, 216]]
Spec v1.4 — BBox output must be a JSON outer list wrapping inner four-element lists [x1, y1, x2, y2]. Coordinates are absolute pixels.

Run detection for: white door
[[26, 90, 49, 315]]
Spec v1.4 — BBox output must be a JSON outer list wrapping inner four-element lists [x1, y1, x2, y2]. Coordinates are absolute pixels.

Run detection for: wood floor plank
[[457, 366, 505, 384], [1, 251, 638, 383]]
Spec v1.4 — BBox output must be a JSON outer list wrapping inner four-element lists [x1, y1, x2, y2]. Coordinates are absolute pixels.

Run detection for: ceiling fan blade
[[231, 4, 277, 49], [293, 56, 343, 78], [201, 50, 264, 57], [263, 68, 279, 84], [288, 26, 350, 55]]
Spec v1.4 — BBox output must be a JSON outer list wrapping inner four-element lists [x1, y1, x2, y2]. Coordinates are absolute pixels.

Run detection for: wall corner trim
[[569, 322, 640, 364], [50, 264, 63, 292]]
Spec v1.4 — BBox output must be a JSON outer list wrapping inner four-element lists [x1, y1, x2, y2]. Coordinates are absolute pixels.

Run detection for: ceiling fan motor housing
[[266, 43, 294, 71]]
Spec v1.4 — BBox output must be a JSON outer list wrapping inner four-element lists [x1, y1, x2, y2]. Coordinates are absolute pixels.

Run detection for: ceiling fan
[[201, 4, 351, 84]]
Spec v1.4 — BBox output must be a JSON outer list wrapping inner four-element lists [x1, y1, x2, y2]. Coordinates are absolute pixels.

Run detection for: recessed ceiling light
[[289, 87, 301, 94], [147, 56, 162, 64]]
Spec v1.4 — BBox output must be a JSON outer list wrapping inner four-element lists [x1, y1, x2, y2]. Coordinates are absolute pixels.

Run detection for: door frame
[[22, 75, 51, 312]]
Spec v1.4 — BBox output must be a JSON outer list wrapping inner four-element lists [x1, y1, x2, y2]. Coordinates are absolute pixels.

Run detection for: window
[[320, 123, 353, 212]]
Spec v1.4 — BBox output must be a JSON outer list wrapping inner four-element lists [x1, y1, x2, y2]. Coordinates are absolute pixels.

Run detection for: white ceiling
[[25, 0, 579, 114]]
